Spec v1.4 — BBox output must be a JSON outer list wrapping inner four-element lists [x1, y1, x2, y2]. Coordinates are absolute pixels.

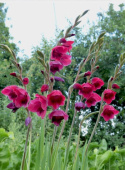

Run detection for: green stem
[[51, 126, 57, 154], [63, 109, 77, 170], [21, 122, 31, 170], [85, 96, 103, 155], [28, 124, 32, 170], [74, 111, 99, 162]]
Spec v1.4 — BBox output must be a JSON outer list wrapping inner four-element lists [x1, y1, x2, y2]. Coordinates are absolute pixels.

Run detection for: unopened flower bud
[[41, 70, 44, 75], [10, 72, 17, 77], [54, 76, 65, 82], [84, 71, 91, 77], [60, 38, 66, 43], [96, 66, 100, 69], [50, 77, 54, 82], [73, 83, 82, 90], [41, 84, 49, 92], [112, 83, 120, 89], [25, 117, 31, 126], [111, 77, 114, 81], [70, 34, 75, 36], [23, 77, 29, 85]]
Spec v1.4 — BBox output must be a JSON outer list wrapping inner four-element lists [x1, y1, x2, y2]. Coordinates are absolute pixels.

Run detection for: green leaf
[[0, 128, 14, 142]]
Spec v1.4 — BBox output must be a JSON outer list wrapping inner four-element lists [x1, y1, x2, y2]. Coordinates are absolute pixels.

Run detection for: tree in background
[[0, 3, 19, 129]]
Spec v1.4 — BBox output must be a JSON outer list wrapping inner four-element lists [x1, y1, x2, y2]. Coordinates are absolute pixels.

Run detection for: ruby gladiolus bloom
[[59, 54, 72, 66], [1, 85, 19, 101], [62, 40, 74, 52], [41, 84, 49, 92], [48, 110, 68, 126], [75, 102, 85, 111], [1, 85, 30, 108], [78, 83, 94, 99], [112, 83, 120, 89], [84, 71, 91, 77], [47, 90, 65, 109], [28, 94, 47, 119], [23, 77, 29, 85], [103, 89, 116, 104], [85, 92, 101, 108], [7, 102, 19, 113], [91, 77, 104, 91], [73, 83, 82, 90], [51, 46, 68, 60], [50, 61, 63, 74], [101, 105, 119, 121]]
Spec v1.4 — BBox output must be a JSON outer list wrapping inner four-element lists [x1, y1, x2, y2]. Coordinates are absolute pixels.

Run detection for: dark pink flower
[[51, 46, 68, 60], [41, 84, 49, 93], [14, 91, 30, 108], [85, 92, 101, 108], [28, 94, 47, 119], [103, 89, 116, 104], [7, 102, 19, 113], [48, 110, 68, 126], [54, 76, 65, 82], [50, 61, 63, 74], [75, 102, 85, 111], [59, 54, 72, 66], [1, 85, 30, 108], [73, 83, 82, 90], [10, 72, 17, 77], [62, 40, 74, 52], [112, 84, 120, 89], [25, 117, 31, 126], [84, 71, 91, 77], [1, 85, 19, 101], [78, 83, 94, 99], [101, 105, 119, 121], [47, 90, 65, 109], [23, 77, 29, 85], [91, 77, 104, 91]]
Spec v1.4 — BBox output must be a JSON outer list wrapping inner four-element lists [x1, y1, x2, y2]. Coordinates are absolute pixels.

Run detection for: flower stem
[[74, 111, 99, 162], [21, 122, 31, 170], [63, 109, 77, 169], [85, 95, 103, 155], [51, 126, 57, 154]]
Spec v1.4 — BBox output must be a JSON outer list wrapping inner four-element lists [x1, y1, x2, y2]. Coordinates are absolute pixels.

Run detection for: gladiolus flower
[[28, 94, 47, 119], [1, 85, 19, 101], [48, 110, 68, 126], [101, 105, 119, 121], [51, 46, 68, 60], [84, 71, 91, 77], [41, 84, 49, 92], [7, 102, 19, 113], [59, 54, 72, 66], [54, 76, 65, 82], [85, 92, 101, 108], [25, 117, 31, 126], [78, 83, 94, 99], [112, 84, 120, 89], [47, 90, 65, 109], [23, 77, 29, 85], [62, 40, 74, 52], [75, 102, 85, 111], [50, 61, 63, 74], [10, 72, 17, 77], [60, 38, 67, 43], [1, 85, 30, 108], [103, 89, 116, 104], [91, 77, 104, 91]]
